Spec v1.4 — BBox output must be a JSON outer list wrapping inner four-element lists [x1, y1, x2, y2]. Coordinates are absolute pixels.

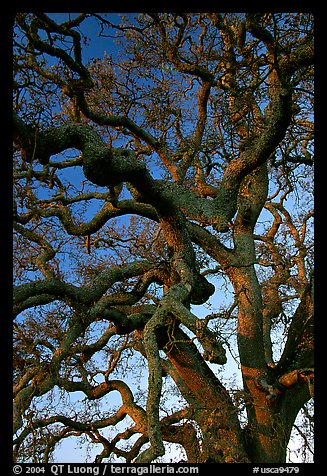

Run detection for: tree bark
[[165, 328, 250, 462]]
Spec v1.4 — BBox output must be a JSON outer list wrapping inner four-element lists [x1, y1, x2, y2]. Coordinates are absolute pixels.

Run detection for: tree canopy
[[13, 13, 314, 464]]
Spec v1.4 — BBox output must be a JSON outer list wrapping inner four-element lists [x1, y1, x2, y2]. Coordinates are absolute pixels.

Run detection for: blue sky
[[47, 13, 123, 61], [15, 13, 313, 463]]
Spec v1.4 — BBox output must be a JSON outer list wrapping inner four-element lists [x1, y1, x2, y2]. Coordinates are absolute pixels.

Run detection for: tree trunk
[[165, 328, 250, 463]]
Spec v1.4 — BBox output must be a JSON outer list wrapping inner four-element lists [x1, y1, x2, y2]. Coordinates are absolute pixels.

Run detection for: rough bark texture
[[13, 13, 314, 463]]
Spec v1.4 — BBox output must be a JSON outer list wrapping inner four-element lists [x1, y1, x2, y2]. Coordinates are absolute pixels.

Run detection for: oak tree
[[13, 13, 314, 463]]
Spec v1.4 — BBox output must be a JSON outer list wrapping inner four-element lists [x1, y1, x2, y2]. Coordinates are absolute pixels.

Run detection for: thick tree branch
[[13, 260, 156, 314], [276, 277, 314, 375], [13, 13, 314, 463]]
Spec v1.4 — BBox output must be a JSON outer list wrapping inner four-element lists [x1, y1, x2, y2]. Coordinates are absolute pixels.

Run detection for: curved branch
[[13, 259, 156, 315], [14, 379, 147, 455], [14, 222, 56, 279], [276, 277, 314, 374]]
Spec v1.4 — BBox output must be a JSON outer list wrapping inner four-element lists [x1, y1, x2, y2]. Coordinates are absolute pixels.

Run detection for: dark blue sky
[[47, 13, 128, 63]]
